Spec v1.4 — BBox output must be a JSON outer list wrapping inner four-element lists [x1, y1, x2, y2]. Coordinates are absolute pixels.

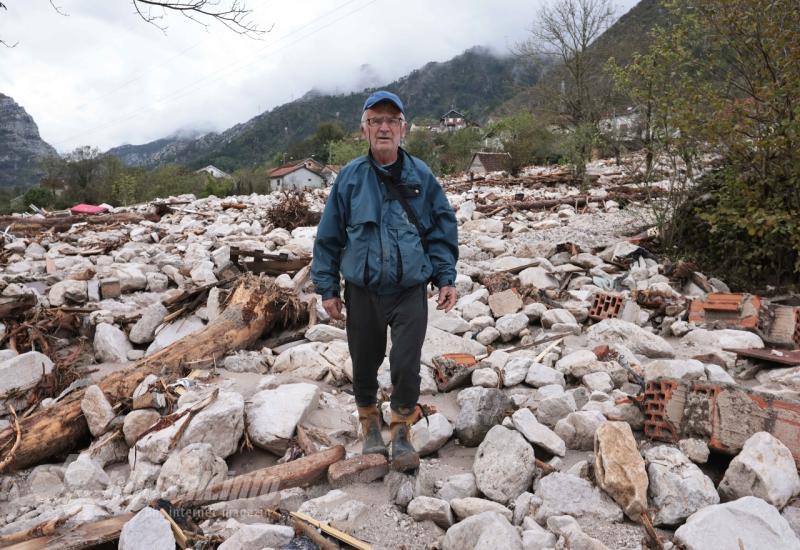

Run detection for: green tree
[[518, 0, 617, 182], [613, 0, 800, 286], [489, 112, 563, 174], [404, 129, 441, 174], [328, 139, 367, 166], [23, 186, 55, 209]]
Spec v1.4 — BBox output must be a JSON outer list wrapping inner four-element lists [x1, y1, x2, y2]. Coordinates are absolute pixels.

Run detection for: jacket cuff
[[433, 274, 454, 289], [318, 287, 340, 300]]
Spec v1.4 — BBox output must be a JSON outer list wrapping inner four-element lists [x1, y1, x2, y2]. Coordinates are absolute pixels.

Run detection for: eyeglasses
[[365, 116, 404, 128]]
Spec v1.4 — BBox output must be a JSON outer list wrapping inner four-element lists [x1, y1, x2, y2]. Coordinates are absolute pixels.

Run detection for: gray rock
[[535, 392, 577, 427], [297, 490, 368, 533], [644, 445, 719, 526], [305, 324, 347, 343], [541, 308, 577, 328], [119, 507, 175, 550], [94, 322, 132, 363], [217, 521, 295, 550], [462, 301, 492, 321], [582, 371, 613, 393], [644, 359, 706, 381], [65, 455, 110, 491], [674, 496, 800, 550], [450, 497, 513, 521], [442, 511, 523, 550], [222, 352, 265, 373], [434, 314, 472, 334], [587, 319, 674, 358], [156, 443, 227, 495], [488, 289, 523, 317], [783, 505, 800, 539], [533, 472, 624, 524], [554, 411, 607, 451], [123, 409, 160, 447], [135, 390, 244, 463], [48, 280, 88, 306], [81, 385, 115, 437], [455, 387, 512, 446], [555, 350, 597, 375], [678, 438, 710, 464], [407, 496, 454, 529], [476, 327, 501, 346], [522, 524, 558, 549], [421, 326, 487, 367], [115, 265, 148, 293], [145, 316, 205, 356], [129, 302, 168, 345], [512, 407, 566, 457], [411, 412, 454, 456], [246, 383, 320, 455], [519, 267, 558, 290], [473, 425, 536, 504], [385, 471, 415, 508], [495, 312, 530, 342], [704, 362, 736, 384], [503, 357, 532, 386], [525, 363, 566, 388], [719, 431, 800, 509], [547, 515, 609, 550], [436, 472, 478, 502], [0, 351, 54, 395], [146, 272, 169, 293], [472, 367, 500, 387]]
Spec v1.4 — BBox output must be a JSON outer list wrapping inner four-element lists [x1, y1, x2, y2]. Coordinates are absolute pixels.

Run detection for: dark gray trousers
[[344, 282, 427, 413]]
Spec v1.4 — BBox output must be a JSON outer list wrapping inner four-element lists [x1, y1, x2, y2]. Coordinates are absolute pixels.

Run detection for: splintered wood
[[0, 275, 306, 471]]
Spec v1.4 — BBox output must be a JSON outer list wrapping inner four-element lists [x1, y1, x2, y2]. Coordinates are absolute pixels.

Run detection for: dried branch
[[133, 0, 265, 37]]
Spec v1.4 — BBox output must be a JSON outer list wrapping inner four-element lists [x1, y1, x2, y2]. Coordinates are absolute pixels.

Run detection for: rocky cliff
[[0, 93, 57, 188]]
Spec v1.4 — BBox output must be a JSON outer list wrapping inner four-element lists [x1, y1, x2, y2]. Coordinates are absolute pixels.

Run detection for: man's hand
[[436, 286, 457, 312], [322, 297, 345, 321]]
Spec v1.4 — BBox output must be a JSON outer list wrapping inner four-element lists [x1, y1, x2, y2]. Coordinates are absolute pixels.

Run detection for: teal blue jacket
[[311, 149, 458, 299]]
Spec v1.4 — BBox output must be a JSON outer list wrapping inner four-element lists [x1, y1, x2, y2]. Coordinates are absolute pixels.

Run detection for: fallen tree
[[0, 211, 162, 237], [0, 274, 306, 471]]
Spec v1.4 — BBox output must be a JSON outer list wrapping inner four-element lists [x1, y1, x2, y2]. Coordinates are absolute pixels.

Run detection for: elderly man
[[311, 91, 458, 471]]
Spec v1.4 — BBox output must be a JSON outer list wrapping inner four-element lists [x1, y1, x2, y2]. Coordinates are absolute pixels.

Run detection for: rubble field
[[1, 158, 800, 550]]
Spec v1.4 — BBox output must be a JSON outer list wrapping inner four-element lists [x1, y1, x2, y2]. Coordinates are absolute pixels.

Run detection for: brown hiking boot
[[390, 409, 420, 472], [357, 405, 387, 456]]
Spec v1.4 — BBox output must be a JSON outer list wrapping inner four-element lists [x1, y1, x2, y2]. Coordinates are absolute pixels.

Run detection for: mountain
[[0, 94, 57, 189], [107, 46, 538, 172]]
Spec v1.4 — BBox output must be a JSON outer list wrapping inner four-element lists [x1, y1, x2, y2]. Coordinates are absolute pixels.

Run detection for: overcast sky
[[0, 0, 638, 153]]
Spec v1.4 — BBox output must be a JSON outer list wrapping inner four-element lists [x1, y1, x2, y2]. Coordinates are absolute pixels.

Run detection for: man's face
[[362, 102, 405, 161]]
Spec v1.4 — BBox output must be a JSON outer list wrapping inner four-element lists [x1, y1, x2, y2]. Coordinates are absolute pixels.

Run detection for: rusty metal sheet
[[642, 378, 800, 466], [727, 347, 800, 367]]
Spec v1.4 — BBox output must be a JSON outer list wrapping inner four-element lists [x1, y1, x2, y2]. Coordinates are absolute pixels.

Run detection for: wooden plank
[[4, 513, 134, 550]]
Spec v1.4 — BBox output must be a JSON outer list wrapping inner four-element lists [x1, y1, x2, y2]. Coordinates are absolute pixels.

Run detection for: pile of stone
[[0, 156, 798, 549]]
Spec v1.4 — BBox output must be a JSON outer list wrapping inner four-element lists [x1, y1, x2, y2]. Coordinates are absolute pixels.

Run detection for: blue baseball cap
[[363, 90, 404, 114]]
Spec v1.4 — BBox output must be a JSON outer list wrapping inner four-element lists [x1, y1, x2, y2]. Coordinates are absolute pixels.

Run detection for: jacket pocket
[[390, 225, 432, 288], [341, 213, 379, 287]]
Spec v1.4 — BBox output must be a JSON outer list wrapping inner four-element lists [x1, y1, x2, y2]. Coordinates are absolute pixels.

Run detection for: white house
[[194, 165, 232, 179], [269, 159, 327, 191]]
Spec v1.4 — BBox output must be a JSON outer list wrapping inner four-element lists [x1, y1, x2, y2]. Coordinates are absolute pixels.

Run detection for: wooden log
[[0, 275, 300, 471], [3, 513, 134, 550], [174, 445, 345, 508], [0, 211, 161, 236], [0, 294, 37, 319], [475, 195, 590, 213]]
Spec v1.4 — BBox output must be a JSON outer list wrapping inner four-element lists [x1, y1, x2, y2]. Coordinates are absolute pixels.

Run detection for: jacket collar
[[367, 147, 418, 184]]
